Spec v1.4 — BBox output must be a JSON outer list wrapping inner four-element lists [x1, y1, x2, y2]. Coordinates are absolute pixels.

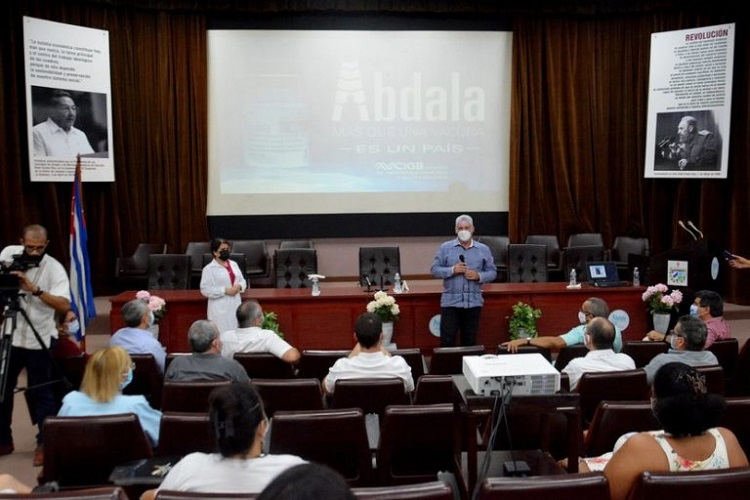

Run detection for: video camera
[[1, 254, 40, 300]]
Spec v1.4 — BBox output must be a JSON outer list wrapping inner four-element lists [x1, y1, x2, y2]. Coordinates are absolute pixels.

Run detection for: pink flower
[[642, 283, 682, 314], [135, 290, 151, 300], [135, 290, 167, 321], [148, 296, 166, 311]]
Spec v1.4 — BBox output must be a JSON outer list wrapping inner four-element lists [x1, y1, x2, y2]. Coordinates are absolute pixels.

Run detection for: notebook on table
[[586, 261, 627, 287]]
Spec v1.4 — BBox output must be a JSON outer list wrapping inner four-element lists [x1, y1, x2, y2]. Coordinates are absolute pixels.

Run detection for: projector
[[463, 353, 560, 396]]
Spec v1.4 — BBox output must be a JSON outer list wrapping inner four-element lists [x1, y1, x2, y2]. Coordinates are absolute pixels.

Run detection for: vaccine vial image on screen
[[244, 76, 309, 169]]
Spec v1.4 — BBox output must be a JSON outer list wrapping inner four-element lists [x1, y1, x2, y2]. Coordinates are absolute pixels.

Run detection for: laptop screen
[[586, 261, 619, 283]]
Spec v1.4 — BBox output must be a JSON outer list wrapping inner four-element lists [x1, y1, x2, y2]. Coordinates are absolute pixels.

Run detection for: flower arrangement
[[366, 290, 400, 323], [642, 283, 683, 314], [136, 290, 167, 322], [508, 301, 542, 340]]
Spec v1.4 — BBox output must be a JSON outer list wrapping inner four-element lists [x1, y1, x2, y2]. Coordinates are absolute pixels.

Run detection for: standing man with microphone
[[431, 214, 496, 347]]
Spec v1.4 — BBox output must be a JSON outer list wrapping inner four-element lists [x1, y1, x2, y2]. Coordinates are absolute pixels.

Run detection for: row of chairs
[[476, 234, 649, 283]]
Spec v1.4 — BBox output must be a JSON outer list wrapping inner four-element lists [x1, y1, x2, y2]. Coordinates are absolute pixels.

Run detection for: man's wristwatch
[[32, 287, 44, 297], [526, 338, 531, 346]]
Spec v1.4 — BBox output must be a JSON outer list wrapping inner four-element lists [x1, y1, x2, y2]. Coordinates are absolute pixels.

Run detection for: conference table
[[110, 281, 649, 353]]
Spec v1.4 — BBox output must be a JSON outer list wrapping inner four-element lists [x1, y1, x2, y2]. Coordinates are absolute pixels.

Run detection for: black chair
[[576, 369, 649, 427], [41, 413, 154, 488], [157, 412, 215, 457], [429, 345, 486, 375], [331, 378, 411, 419], [115, 243, 167, 288], [413, 375, 455, 405], [156, 493, 256, 500], [275, 248, 318, 288], [525, 234, 564, 280], [611, 236, 649, 274], [567, 233, 605, 248], [475, 236, 510, 282], [297, 349, 350, 380], [584, 401, 659, 457], [563, 245, 606, 282], [161, 380, 232, 413], [621, 340, 669, 368], [720, 397, 750, 455], [0, 487, 131, 499], [507, 244, 548, 283], [359, 247, 401, 288], [279, 240, 314, 250], [147, 254, 192, 290], [627, 467, 750, 499], [707, 338, 739, 387], [497, 344, 552, 362], [352, 480, 456, 499], [233, 352, 296, 379], [390, 348, 426, 382], [695, 365, 725, 395], [478, 473, 609, 500], [123, 354, 164, 409], [232, 240, 273, 287], [184, 241, 211, 288], [253, 378, 326, 418], [554, 344, 589, 372]]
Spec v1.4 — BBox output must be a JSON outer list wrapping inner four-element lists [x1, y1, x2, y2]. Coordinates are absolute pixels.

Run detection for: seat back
[[352, 480, 455, 499], [584, 401, 659, 456], [161, 380, 232, 413], [497, 344, 552, 362], [377, 404, 459, 485], [279, 239, 314, 250], [507, 244, 548, 283], [184, 241, 211, 288], [0, 487, 131, 499], [157, 411, 215, 457], [233, 352, 296, 379], [269, 408, 374, 486], [611, 236, 650, 264], [707, 338, 739, 382], [695, 365, 725, 395], [115, 243, 167, 287], [359, 247, 401, 287], [525, 235, 563, 273], [733, 339, 750, 396], [627, 467, 750, 499], [274, 248, 318, 288], [576, 369, 649, 426], [332, 378, 410, 418], [253, 378, 326, 417], [298, 349, 350, 380], [563, 245, 607, 281], [429, 345, 486, 375], [719, 397, 750, 456], [621, 340, 669, 368], [390, 348, 426, 381], [232, 240, 272, 285], [156, 493, 257, 500], [475, 236, 510, 282], [554, 344, 589, 372], [567, 233, 605, 248], [147, 254, 192, 290], [413, 375, 454, 405], [41, 413, 153, 487], [478, 473, 609, 500], [123, 354, 164, 409]]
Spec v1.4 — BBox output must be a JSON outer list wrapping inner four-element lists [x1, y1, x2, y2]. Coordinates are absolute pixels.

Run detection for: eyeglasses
[[24, 244, 47, 252], [579, 309, 593, 317]]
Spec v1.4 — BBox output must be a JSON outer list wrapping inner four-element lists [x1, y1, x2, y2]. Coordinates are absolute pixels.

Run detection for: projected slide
[[207, 30, 511, 216]]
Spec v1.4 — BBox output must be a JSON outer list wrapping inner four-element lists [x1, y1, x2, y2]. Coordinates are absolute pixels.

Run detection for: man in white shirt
[[563, 317, 635, 391], [220, 300, 300, 365], [32, 90, 95, 158], [323, 312, 414, 395]]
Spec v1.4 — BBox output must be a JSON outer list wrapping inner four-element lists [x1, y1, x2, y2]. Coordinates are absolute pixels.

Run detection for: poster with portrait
[[644, 23, 734, 179], [23, 16, 115, 182]]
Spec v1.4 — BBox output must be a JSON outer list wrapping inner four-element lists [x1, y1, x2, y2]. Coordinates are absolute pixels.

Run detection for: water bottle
[[633, 267, 640, 287], [393, 273, 402, 293], [569, 269, 577, 286]]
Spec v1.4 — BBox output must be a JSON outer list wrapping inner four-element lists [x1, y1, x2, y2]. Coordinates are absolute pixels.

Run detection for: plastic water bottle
[[393, 273, 402, 293], [569, 269, 577, 287], [633, 267, 640, 287]]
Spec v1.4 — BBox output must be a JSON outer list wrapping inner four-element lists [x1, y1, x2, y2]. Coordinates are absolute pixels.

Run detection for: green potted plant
[[508, 301, 542, 340], [262, 311, 285, 339]]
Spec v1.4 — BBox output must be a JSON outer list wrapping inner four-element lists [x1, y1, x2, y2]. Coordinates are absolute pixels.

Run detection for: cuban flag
[[69, 156, 96, 339]]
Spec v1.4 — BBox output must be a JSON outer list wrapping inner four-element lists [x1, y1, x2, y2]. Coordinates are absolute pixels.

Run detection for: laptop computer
[[586, 261, 627, 287]]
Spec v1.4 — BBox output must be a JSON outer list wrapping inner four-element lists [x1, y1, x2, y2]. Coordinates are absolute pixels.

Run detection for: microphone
[[657, 136, 673, 148], [687, 220, 704, 239], [459, 254, 465, 263], [678, 220, 698, 241]]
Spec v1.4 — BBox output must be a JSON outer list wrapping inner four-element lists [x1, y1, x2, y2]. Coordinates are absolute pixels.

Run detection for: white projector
[[463, 353, 560, 396]]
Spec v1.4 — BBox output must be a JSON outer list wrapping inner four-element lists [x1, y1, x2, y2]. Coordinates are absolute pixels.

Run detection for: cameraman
[[0, 224, 70, 466]]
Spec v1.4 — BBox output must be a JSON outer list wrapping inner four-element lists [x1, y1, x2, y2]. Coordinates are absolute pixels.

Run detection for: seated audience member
[[643, 315, 719, 384], [257, 463, 355, 500], [164, 320, 250, 383], [58, 346, 162, 447], [141, 383, 306, 499], [109, 299, 167, 374], [323, 312, 414, 395], [563, 317, 635, 390], [603, 362, 748, 500], [646, 290, 731, 348], [502, 297, 624, 354], [51, 309, 86, 359], [220, 300, 300, 364]]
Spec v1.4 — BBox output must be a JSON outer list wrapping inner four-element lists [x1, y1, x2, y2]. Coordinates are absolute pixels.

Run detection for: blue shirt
[[110, 327, 167, 374], [59, 391, 163, 447], [431, 239, 497, 308]]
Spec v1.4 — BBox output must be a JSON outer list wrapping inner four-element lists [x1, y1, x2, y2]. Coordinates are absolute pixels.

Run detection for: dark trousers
[[440, 306, 482, 347], [0, 346, 57, 446]]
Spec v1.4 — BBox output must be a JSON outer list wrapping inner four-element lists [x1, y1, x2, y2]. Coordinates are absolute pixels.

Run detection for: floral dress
[[650, 428, 730, 471]]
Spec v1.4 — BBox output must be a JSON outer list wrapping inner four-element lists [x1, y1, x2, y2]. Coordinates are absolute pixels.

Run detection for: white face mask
[[457, 230, 472, 242], [66, 319, 81, 336], [578, 311, 587, 325]]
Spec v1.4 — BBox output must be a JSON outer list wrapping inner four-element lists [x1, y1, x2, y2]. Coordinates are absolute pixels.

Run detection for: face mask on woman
[[218, 249, 231, 261], [120, 368, 133, 390], [66, 319, 80, 337]]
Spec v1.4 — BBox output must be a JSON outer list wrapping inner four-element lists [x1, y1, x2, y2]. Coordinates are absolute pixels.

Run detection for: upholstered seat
[[584, 401, 659, 456], [621, 340, 669, 368], [611, 236, 649, 271], [576, 369, 649, 427], [147, 254, 191, 290], [123, 354, 164, 409], [160, 380, 232, 413], [627, 467, 750, 499], [232, 240, 273, 287], [563, 245, 607, 281], [331, 378, 411, 419], [390, 348, 426, 381], [478, 473, 609, 499], [115, 243, 167, 288], [567, 233, 605, 248], [525, 234, 564, 279], [695, 365, 725, 395], [352, 480, 456, 499], [233, 352, 296, 379], [429, 345, 486, 375], [252, 378, 326, 417], [279, 239, 314, 250], [413, 375, 455, 405], [0, 487, 131, 499], [184, 241, 211, 288], [157, 412, 214, 457], [475, 236, 510, 282], [297, 349, 350, 380], [497, 343, 552, 362], [359, 247, 401, 288], [274, 248, 317, 288], [707, 338, 739, 386], [507, 244, 548, 283], [554, 344, 589, 372]]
